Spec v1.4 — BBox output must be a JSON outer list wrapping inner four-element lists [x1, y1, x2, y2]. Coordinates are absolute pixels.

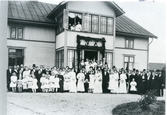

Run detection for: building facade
[[7, 1, 157, 70]]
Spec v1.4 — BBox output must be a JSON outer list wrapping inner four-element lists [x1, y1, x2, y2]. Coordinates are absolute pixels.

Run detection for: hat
[[32, 64, 36, 67]]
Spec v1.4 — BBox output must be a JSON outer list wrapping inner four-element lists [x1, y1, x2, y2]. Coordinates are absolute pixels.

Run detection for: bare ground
[[7, 92, 165, 115]]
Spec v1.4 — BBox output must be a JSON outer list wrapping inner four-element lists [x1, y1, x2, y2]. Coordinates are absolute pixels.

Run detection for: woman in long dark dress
[[138, 72, 147, 94], [150, 71, 159, 96], [58, 74, 64, 92]]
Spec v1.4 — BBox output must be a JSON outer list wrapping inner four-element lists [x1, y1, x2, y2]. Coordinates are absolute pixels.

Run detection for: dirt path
[[7, 92, 165, 115]]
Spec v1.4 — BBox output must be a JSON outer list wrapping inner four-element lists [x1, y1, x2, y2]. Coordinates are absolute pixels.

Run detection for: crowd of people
[[7, 58, 166, 97]]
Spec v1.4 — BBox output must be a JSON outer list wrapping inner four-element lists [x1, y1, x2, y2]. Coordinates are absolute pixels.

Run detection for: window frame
[[123, 55, 135, 71], [125, 38, 134, 49], [10, 26, 24, 39], [17, 28, 23, 39], [8, 48, 24, 66], [10, 27, 16, 38], [66, 10, 114, 35], [106, 17, 114, 35]]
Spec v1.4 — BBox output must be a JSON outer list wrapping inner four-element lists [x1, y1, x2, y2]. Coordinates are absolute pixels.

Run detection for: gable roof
[[8, 1, 56, 24], [116, 15, 157, 38], [148, 63, 166, 71], [8, 1, 157, 38]]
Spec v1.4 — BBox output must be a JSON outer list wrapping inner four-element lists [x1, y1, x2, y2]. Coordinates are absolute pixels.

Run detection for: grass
[[112, 100, 165, 115]]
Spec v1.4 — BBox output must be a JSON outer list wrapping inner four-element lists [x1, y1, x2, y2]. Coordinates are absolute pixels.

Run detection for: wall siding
[[66, 31, 114, 50], [67, 1, 115, 17], [7, 25, 56, 42], [115, 48, 148, 71], [115, 36, 148, 50], [7, 40, 55, 67]]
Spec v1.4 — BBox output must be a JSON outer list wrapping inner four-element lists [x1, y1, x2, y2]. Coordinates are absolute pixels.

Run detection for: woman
[[138, 72, 147, 94], [69, 68, 77, 93], [118, 70, 127, 93], [113, 69, 119, 93], [93, 69, 102, 93], [108, 69, 115, 93], [77, 69, 85, 92], [63, 70, 70, 92]]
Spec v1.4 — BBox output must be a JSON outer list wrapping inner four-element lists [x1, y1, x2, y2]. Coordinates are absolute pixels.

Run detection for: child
[[54, 74, 60, 93], [32, 75, 38, 93], [88, 70, 95, 93], [49, 72, 55, 93], [27, 73, 33, 92], [40, 73, 46, 92], [130, 78, 137, 94], [17, 70, 23, 93], [43, 75, 49, 93], [10, 72, 17, 92]]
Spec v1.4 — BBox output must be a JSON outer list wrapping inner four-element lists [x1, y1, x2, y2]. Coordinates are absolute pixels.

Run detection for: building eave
[[116, 31, 158, 39], [8, 18, 57, 27]]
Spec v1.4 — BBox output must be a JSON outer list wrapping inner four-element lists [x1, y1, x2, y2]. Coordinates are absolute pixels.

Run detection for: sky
[[38, 0, 166, 63]]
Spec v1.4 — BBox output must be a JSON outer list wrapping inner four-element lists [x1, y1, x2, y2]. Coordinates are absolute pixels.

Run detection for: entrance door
[[84, 50, 98, 61]]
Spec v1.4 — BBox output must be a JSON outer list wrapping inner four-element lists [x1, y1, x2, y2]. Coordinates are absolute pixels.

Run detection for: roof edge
[[8, 18, 57, 27], [116, 31, 158, 39]]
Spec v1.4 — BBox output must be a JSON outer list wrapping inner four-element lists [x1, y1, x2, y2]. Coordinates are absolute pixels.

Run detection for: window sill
[[67, 30, 114, 36]]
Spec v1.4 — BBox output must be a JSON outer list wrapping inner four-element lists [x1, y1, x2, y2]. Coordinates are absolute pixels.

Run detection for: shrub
[[138, 90, 157, 110]]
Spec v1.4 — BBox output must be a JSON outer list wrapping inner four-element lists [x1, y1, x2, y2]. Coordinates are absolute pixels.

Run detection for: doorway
[[84, 50, 98, 61]]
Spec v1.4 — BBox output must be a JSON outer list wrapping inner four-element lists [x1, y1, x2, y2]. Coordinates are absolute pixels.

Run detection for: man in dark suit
[[102, 67, 109, 93], [7, 66, 13, 91], [158, 70, 165, 96], [145, 71, 152, 92]]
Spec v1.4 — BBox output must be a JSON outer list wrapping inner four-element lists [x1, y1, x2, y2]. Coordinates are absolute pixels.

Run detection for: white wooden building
[[7, 1, 157, 70]]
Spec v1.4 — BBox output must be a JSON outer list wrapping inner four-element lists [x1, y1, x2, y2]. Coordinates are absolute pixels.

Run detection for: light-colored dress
[[85, 61, 90, 72], [22, 78, 28, 89], [108, 73, 115, 92], [77, 73, 85, 92], [32, 78, 38, 89], [23, 70, 30, 79], [130, 81, 137, 91], [17, 79, 22, 88], [10, 76, 17, 87], [40, 77, 46, 89], [113, 72, 119, 93], [69, 71, 77, 93], [89, 74, 95, 89], [64, 73, 70, 91], [119, 73, 127, 93], [49, 76, 55, 88], [54, 78, 60, 88], [27, 77, 33, 89], [93, 73, 102, 93]]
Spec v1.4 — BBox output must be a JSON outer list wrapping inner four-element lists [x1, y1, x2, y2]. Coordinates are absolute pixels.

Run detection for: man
[[158, 71, 165, 96], [102, 68, 109, 93], [145, 70, 152, 92], [7, 66, 13, 91], [84, 67, 92, 93]]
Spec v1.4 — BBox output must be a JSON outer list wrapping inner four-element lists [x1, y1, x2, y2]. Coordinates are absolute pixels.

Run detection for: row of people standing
[[7, 64, 165, 96]]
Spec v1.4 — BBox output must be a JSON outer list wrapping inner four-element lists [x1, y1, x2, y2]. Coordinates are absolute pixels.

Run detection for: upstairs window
[[10, 27, 23, 39], [56, 14, 63, 34], [107, 17, 114, 34], [100, 16, 107, 34], [68, 12, 82, 31], [125, 39, 134, 49], [91, 15, 99, 33]]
